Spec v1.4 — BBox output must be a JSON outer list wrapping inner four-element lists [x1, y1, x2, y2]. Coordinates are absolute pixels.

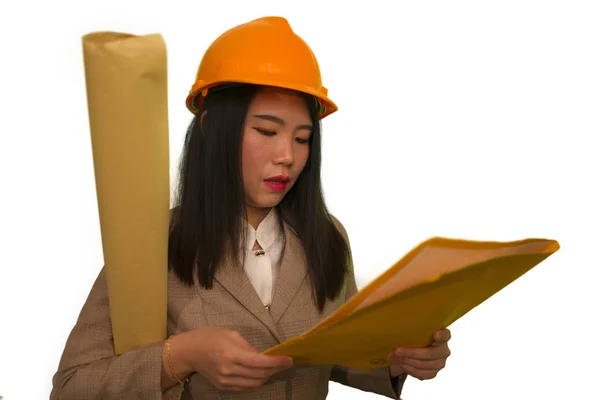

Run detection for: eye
[[254, 128, 276, 136], [295, 137, 310, 144]]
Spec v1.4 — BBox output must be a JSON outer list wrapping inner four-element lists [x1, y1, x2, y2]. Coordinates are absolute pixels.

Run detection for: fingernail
[[395, 348, 403, 356]]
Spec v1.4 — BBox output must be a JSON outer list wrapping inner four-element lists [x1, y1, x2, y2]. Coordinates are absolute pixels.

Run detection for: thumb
[[432, 329, 451, 344]]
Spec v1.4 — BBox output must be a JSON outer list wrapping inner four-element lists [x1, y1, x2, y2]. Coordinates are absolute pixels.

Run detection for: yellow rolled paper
[[82, 32, 170, 354]]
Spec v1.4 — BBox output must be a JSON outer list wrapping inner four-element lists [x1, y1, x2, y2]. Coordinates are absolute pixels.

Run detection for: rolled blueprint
[[82, 32, 170, 354]]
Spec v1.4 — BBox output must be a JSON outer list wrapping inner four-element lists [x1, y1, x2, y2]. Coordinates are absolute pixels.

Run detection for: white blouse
[[240, 208, 285, 306]]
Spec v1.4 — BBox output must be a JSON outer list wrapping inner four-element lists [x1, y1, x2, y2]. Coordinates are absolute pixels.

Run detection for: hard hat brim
[[185, 80, 338, 120]]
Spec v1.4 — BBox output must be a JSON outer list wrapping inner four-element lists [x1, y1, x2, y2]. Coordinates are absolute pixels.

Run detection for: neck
[[246, 206, 272, 229]]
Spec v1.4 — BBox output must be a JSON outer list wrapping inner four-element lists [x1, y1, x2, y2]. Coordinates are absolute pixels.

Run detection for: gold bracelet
[[166, 335, 190, 393]]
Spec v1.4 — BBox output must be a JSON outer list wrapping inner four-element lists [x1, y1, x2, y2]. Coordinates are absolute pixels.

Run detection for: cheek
[[293, 146, 310, 174], [242, 139, 267, 181]]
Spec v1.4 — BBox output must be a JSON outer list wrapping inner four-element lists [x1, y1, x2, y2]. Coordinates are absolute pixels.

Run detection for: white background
[[1, 0, 599, 399]]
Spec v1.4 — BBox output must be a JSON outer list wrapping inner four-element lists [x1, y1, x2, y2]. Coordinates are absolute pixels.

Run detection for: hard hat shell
[[185, 16, 337, 119]]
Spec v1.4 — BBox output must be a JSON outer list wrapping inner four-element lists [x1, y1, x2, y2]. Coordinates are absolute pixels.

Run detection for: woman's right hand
[[169, 326, 294, 391]]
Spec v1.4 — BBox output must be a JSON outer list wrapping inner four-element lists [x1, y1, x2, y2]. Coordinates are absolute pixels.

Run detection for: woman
[[51, 16, 451, 399]]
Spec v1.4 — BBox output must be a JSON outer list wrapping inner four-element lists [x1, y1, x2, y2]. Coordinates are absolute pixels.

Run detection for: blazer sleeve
[[50, 267, 181, 400], [328, 216, 408, 400]]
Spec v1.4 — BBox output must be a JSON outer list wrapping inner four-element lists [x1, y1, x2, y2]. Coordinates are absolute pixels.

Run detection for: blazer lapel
[[269, 222, 309, 324], [213, 221, 309, 342], [213, 252, 283, 341]]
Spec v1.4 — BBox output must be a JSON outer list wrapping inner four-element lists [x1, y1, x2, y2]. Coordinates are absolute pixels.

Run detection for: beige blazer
[[50, 217, 406, 399]]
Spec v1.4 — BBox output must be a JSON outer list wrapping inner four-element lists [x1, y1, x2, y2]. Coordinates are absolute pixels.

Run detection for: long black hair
[[168, 84, 349, 311]]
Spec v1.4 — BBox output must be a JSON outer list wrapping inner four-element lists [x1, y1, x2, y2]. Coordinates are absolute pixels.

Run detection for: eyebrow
[[252, 114, 313, 131]]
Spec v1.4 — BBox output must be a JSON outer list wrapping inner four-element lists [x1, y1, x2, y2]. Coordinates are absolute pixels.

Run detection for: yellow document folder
[[264, 237, 560, 369], [82, 32, 170, 354]]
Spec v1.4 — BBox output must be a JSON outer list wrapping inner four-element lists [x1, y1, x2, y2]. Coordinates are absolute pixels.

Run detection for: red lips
[[264, 175, 290, 192], [264, 175, 290, 183]]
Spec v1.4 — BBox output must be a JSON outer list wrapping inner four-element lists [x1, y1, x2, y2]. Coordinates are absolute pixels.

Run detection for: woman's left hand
[[388, 329, 452, 380]]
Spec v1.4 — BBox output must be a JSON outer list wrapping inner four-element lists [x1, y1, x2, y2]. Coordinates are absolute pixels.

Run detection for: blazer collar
[[213, 220, 309, 343]]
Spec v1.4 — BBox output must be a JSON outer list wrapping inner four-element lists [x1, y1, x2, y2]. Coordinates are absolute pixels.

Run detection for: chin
[[255, 194, 285, 209], [262, 199, 284, 208]]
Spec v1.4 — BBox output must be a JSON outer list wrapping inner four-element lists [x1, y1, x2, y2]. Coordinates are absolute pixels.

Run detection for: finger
[[394, 346, 450, 360], [228, 364, 291, 380], [221, 331, 291, 369], [401, 363, 439, 381], [433, 329, 451, 343], [388, 353, 445, 370], [236, 351, 294, 369], [401, 356, 446, 371]]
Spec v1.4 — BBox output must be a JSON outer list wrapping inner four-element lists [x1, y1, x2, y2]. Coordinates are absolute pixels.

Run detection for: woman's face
[[241, 86, 313, 222]]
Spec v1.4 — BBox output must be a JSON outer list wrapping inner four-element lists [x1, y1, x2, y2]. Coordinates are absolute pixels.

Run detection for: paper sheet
[[82, 32, 170, 354], [264, 237, 560, 369]]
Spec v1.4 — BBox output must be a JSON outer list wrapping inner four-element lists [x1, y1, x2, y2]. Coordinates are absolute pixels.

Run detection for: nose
[[273, 136, 295, 166]]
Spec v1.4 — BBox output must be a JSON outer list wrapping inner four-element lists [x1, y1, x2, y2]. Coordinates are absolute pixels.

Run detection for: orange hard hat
[[185, 16, 337, 119]]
